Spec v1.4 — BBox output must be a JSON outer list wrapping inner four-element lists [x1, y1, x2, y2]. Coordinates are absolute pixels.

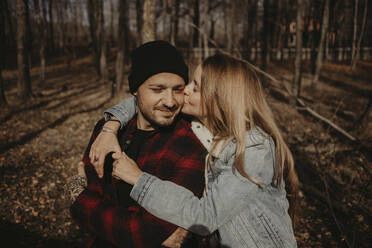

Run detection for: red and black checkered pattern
[[71, 117, 206, 248]]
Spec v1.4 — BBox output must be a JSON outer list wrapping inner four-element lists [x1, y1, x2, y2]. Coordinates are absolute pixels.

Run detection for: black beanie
[[128, 40, 189, 94]]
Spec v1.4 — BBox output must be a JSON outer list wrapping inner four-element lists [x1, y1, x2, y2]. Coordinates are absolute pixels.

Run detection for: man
[[69, 41, 206, 247]]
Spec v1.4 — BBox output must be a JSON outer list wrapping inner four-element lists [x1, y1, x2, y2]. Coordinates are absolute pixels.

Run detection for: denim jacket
[[105, 98, 297, 248]]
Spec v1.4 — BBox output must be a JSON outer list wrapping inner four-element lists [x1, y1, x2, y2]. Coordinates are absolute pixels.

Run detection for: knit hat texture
[[128, 40, 189, 93]]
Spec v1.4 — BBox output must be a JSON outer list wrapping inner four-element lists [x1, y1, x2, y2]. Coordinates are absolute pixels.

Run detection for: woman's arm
[[103, 96, 137, 129], [89, 97, 137, 177], [114, 139, 274, 236]]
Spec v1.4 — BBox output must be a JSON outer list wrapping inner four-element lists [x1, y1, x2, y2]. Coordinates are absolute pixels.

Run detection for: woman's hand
[[89, 121, 121, 178], [112, 152, 143, 185]]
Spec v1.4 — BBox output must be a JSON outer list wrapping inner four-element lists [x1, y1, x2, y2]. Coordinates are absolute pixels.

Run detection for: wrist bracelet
[[102, 127, 117, 134]]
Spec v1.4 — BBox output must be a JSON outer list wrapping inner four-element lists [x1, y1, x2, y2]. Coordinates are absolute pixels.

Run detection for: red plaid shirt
[[71, 117, 206, 247]]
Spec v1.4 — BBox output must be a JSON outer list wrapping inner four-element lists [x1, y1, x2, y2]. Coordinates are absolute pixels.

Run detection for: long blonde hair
[[201, 54, 299, 216]]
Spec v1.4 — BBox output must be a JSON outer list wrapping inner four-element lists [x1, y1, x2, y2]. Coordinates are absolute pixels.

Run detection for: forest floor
[[0, 55, 371, 248]]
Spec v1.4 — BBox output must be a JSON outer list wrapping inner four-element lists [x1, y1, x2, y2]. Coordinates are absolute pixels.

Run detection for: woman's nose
[[184, 84, 191, 96]]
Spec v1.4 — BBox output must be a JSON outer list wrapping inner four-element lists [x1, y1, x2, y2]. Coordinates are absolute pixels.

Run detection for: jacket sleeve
[[130, 138, 274, 236], [103, 96, 137, 129]]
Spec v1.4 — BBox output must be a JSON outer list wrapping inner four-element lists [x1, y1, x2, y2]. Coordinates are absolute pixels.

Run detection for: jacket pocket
[[257, 212, 285, 248]]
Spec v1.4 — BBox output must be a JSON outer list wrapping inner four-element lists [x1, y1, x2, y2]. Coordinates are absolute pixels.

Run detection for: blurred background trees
[[0, 1, 371, 247], [1, 0, 371, 101]]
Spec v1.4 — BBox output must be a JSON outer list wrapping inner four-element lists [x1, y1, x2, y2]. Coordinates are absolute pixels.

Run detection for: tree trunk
[[245, 0, 257, 60], [0, 4, 7, 106], [226, 1, 232, 54], [110, 0, 115, 42], [87, 0, 100, 74], [292, 0, 304, 104], [0, 66, 6, 106], [136, 0, 143, 44], [25, 0, 33, 69], [262, 0, 271, 69], [174, 0, 180, 45], [33, 0, 46, 84], [141, 0, 156, 43], [311, 0, 330, 87], [114, 0, 128, 96], [161, 0, 167, 40], [48, 0, 55, 52], [97, 0, 107, 80], [168, 0, 175, 44], [192, 0, 200, 47], [2, 0, 15, 49], [201, 0, 209, 59], [188, 1, 194, 60], [351, 0, 359, 66], [16, 0, 32, 100], [351, 0, 368, 71], [310, 0, 322, 74]]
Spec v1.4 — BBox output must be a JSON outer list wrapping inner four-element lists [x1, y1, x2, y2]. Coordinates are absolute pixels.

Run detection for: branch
[[296, 98, 357, 142]]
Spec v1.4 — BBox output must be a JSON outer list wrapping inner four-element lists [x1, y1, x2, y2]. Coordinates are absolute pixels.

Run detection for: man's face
[[134, 72, 185, 130]]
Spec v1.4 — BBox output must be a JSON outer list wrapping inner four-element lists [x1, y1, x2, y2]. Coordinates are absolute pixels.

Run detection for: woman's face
[[181, 64, 203, 120]]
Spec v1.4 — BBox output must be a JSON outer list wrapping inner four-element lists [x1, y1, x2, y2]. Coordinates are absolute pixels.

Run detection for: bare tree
[[351, 0, 359, 67], [141, 0, 156, 43], [0, 65, 6, 106], [87, 0, 100, 75], [97, 0, 107, 80], [311, 0, 330, 87], [201, 0, 209, 58], [262, 0, 272, 69], [2, 0, 15, 49], [48, 0, 55, 52], [16, 0, 32, 100], [193, 0, 200, 47], [226, 0, 234, 54], [292, 0, 304, 104], [0, 2, 7, 106], [351, 0, 369, 71], [136, 0, 143, 44], [243, 0, 258, 60], [110, 0, 115, 42], [33, 0, 46, 83], [114, 0, 129, 95], [161, 0, 168, 40], [173, 0, 180, 45]]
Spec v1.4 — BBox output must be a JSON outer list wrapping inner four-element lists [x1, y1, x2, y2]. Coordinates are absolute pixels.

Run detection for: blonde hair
[[201, 54, 299, 218]]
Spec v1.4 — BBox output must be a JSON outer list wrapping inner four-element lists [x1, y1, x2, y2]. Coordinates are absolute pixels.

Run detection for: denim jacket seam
[[131, 173, 156, 204]]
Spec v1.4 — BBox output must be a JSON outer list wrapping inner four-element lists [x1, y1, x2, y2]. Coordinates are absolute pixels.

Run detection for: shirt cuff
[[130, 172, 157, 204]]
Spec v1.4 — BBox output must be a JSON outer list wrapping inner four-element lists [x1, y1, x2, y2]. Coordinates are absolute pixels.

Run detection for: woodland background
[[0, 0, 371, 247]]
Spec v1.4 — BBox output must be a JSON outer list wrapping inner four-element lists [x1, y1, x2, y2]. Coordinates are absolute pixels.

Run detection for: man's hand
[[89, 121, 121, 178], [161, 227, 190, 248]]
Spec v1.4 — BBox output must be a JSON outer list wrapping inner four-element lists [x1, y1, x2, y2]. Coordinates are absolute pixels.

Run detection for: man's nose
[[163, 90, 177, 108]]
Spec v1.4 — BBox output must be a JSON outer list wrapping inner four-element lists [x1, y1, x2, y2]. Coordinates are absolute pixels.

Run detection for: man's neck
[[136, 112, 155, 131]]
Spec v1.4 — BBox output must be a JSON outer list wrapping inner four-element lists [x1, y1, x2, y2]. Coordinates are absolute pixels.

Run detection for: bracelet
[[102, 127, 117, 134]]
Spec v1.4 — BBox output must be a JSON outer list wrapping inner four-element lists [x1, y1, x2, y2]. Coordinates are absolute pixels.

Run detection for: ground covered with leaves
[[0, 56, 371, 247]]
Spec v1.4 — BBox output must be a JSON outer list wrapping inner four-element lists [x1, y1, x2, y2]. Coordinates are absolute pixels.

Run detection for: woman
[[97, 54, 298, 247]]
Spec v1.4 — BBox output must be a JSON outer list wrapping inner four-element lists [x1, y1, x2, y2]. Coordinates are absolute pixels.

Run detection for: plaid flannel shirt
[[70, 117, 206, 248]]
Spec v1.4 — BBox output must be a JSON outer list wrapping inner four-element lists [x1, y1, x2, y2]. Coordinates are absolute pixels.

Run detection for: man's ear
[[132, 91, 137, 96]]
